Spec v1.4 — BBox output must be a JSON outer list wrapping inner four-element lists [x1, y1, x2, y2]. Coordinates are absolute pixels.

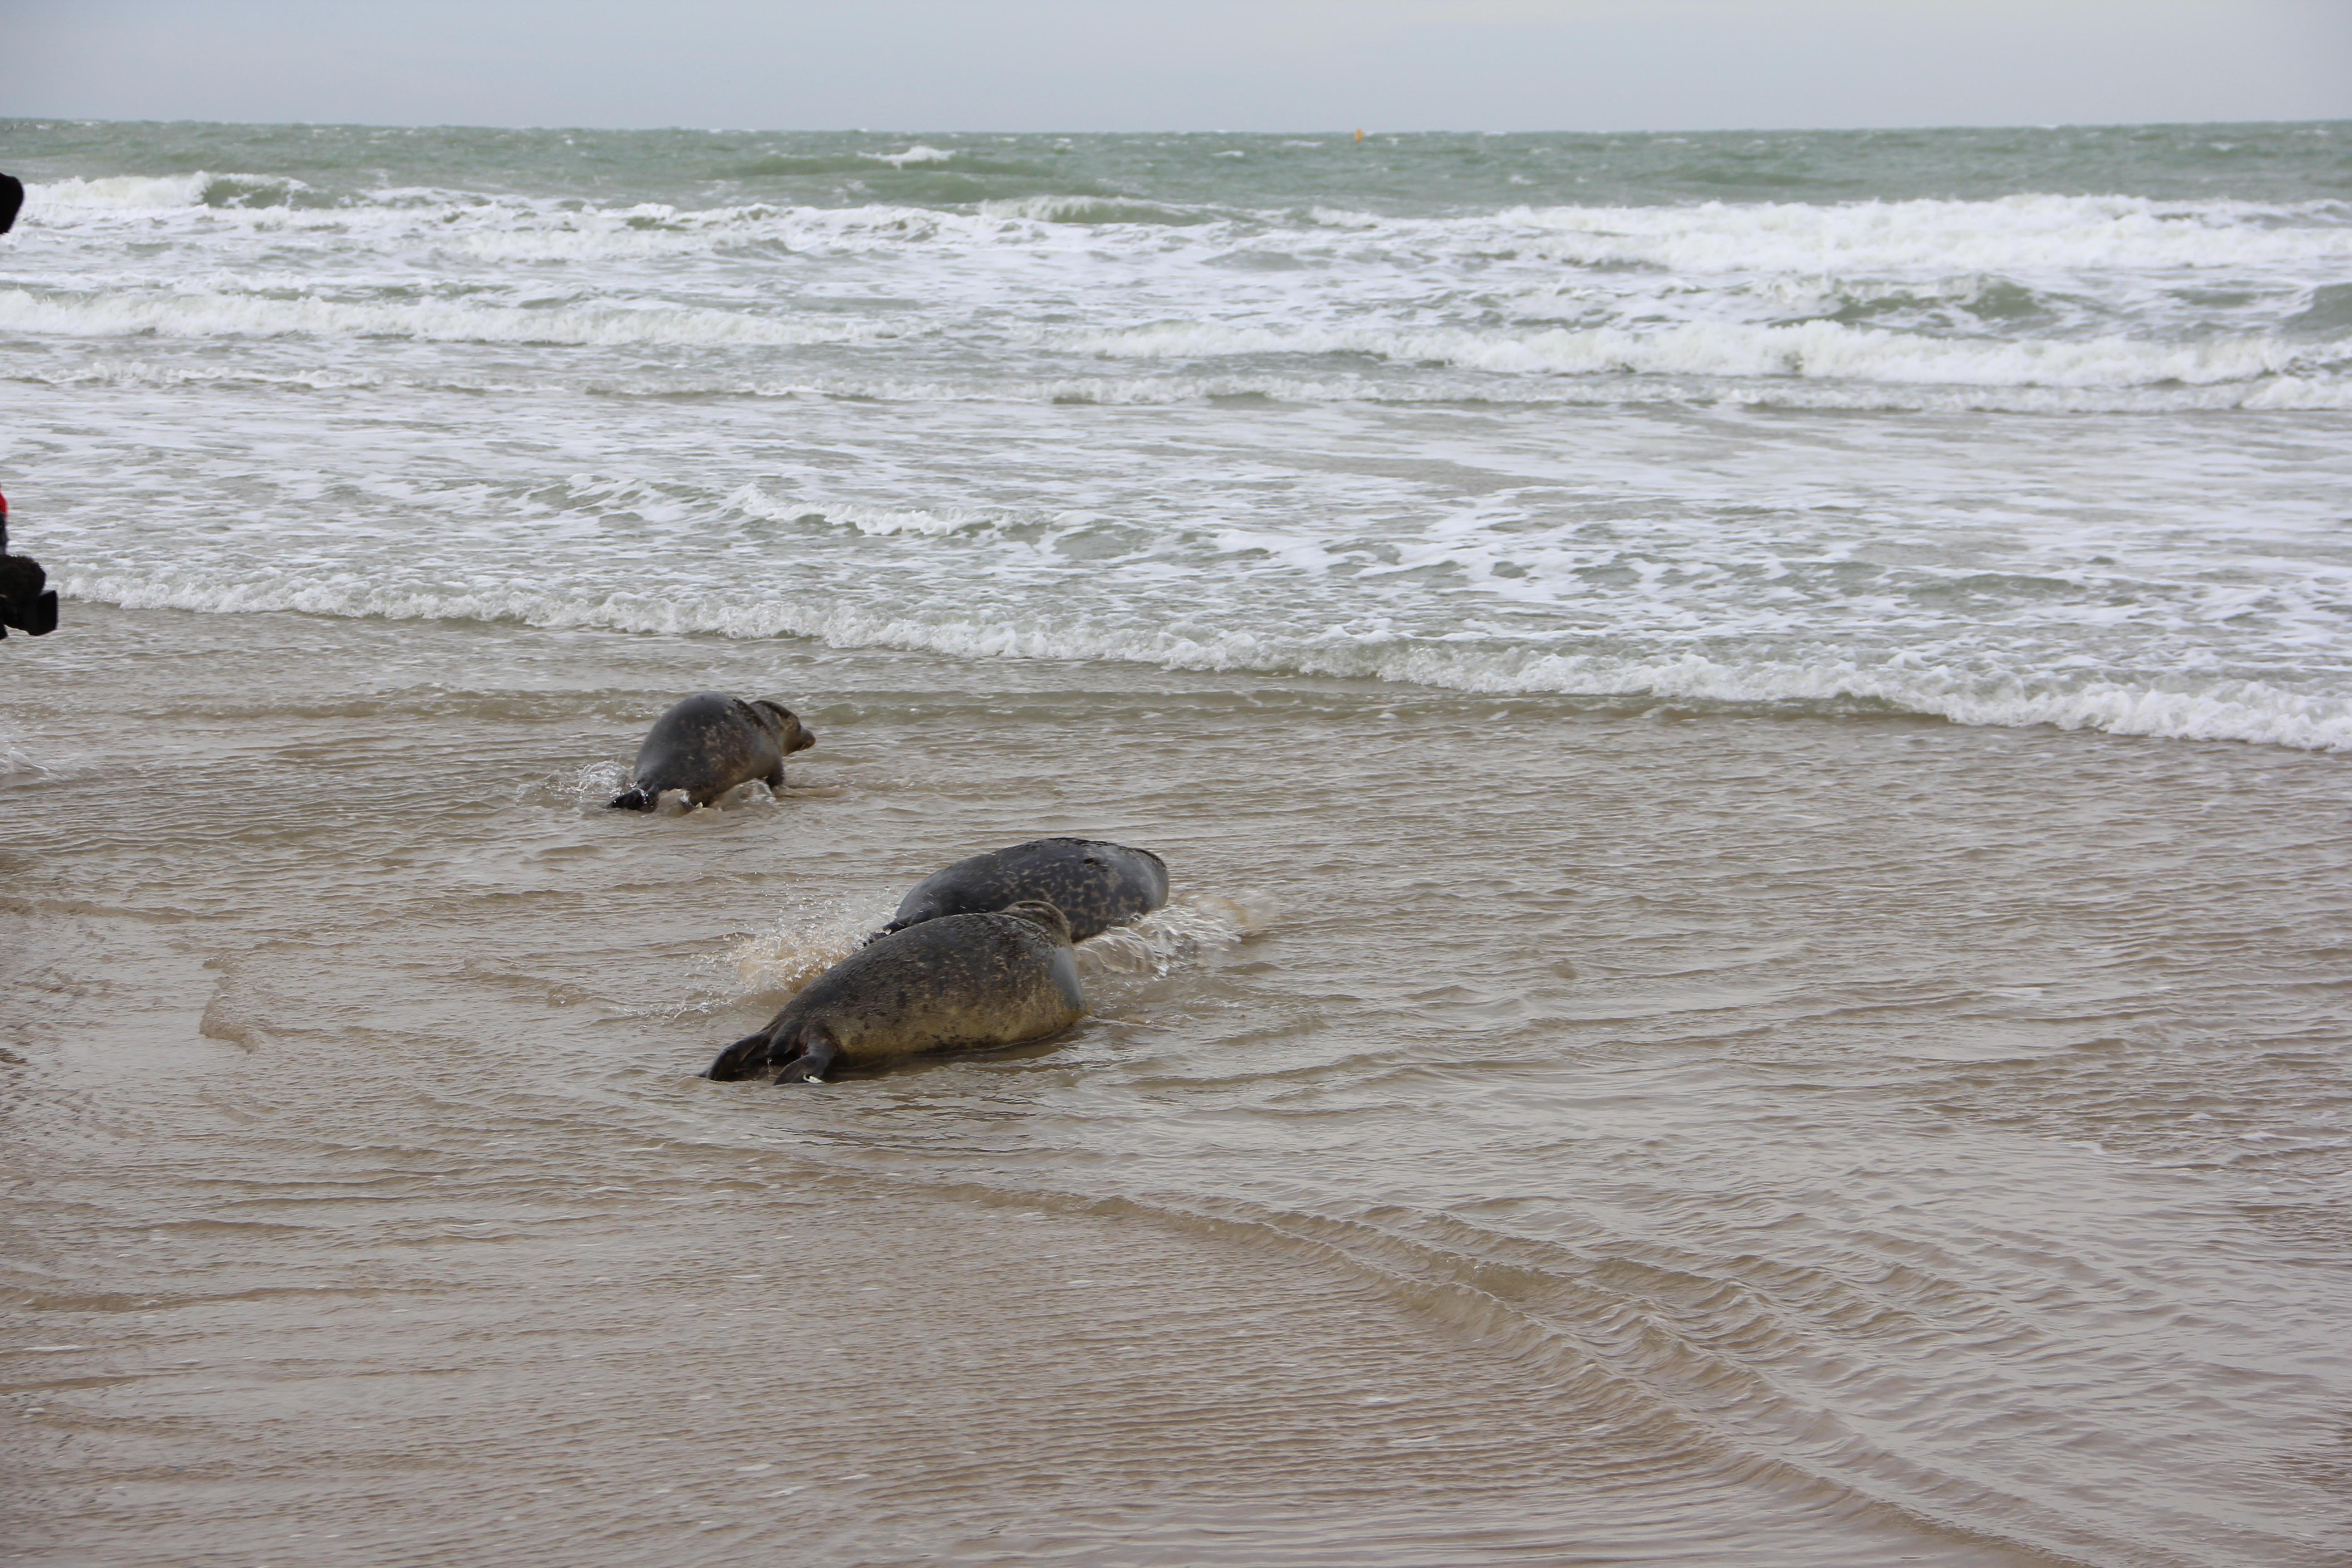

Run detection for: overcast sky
[[10, 0, 2350, 133]]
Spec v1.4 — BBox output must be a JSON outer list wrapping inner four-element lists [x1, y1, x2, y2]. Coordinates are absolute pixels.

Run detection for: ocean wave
[[14, 356, 2348, 412], [978, 194, 1221, 225], [14, 275, 2338, 391], [724, 486, 1040, 537], [1064, 317, 2350, 391], [2286, 281, 2352, 335], [721, 153, 882, 178], [12, 180, 1019, 254], [25, 170, 308, 212], [0, 285, 905, 348], [1363, 644, 2352, 752], [22, 176, 2345, 277], [1496, 193, 2352, 275], [57, 570, 2352, 753]]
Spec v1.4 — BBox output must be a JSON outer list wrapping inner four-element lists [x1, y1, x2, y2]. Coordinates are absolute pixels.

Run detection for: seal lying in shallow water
[[876, 838, 1168, 943], [706, 899, 1084, 1084], [608, 692, 814, 811]]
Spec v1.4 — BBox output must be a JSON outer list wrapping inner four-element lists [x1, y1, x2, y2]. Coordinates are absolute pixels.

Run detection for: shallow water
[[6, 605, 2351, 1566]]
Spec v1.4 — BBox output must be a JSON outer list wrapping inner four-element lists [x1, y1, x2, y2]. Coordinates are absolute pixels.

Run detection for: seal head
[[877, 838, 1168, 943], [706, 898, 1083, 1085], [609, 692, 814, 811]]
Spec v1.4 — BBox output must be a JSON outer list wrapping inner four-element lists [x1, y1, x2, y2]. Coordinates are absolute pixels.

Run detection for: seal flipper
[[706, 1027, 778, 1081], [775, 1031, 840, 1085], [608, 785, 655, 811]]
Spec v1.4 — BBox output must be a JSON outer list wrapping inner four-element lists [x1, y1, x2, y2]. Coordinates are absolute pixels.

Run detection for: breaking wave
[[56, 567, 2352, 754]]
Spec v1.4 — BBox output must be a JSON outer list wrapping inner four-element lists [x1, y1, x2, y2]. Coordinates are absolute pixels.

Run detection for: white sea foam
[[18, 181, 1066, 255], [0, 286, 902, 347], [1063, 318, 2343, 391], [1495, 194, 2352, 275], [15, 357, 2346, 411], [724, 487, 1039, 537], [725, 902, 897, 1001], [1357, 645, 2352, 752], [1077, 893, 1279, 979], [870, 145, 959, 167]]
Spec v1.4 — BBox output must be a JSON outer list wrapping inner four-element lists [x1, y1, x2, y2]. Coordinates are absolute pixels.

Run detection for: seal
[[608, 692, 814, 811], [876, 838, 1168, 943], [705, 899, 1084, 1084], [0, 492, 59, 640]]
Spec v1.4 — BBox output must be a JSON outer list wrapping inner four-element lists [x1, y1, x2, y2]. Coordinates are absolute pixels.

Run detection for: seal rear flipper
[[706, 1027, 779, 1081], [608, 786, 654, 811], [775, 1032, 840, 1085]]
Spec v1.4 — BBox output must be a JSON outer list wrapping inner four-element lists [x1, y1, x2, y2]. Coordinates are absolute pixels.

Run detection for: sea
[[2, 118, 2350, 1568]]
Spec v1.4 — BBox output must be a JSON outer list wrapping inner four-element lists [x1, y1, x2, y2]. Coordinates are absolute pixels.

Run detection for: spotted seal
[[876, 838, 1168, 943], [705, 899, 1084, 1084], [608, 692, 814, 811]]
